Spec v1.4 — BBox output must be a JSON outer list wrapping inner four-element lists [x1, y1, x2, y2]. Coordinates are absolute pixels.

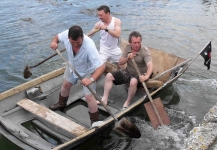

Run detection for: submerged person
[[98, 31, 153, 109], [87, 5, 123, 69], [49, 25, 105, 124]]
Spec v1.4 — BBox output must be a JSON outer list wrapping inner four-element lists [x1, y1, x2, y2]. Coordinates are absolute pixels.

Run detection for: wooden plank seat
[[17, 98, 89, 137]]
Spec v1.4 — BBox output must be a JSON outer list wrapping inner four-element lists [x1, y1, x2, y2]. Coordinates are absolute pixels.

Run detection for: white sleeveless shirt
[[100, 17, 119, 51]]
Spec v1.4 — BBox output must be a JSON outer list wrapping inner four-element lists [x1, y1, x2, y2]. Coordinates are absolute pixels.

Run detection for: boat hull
[[0, 43, 188, 149]]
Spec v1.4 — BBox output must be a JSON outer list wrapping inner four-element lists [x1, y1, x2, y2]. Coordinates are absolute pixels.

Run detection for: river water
[[0, 0, 217, 149]]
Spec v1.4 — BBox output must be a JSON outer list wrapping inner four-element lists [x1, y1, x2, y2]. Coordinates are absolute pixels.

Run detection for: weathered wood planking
[[17, 98, 89, 136]]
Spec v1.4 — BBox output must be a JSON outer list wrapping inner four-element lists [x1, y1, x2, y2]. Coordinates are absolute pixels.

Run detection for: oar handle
[[31, 48, 66, 68], [131, 59, 164, 126], [55, 49, 119, 123]]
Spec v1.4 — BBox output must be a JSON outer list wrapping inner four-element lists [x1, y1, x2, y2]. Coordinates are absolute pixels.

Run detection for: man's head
[[68, 25, 84, 48], [97, 5, 110, 22], [128, 31, 142, 51]]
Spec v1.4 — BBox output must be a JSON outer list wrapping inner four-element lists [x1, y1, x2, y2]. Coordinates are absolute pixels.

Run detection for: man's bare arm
[[86, 22, 100, 38], [145, 61, 153, 79], [119, 52, 136, 65], [106, 18, 121, 38], [119, 56, 128, 65], [50, 35, 59, 50], [139, 61, 153, 82]]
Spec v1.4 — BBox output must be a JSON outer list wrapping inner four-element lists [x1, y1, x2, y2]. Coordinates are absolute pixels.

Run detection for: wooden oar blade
[[144, 97, 170, 129], [113, 117, 141, 138], [23, 64, 32, 79]]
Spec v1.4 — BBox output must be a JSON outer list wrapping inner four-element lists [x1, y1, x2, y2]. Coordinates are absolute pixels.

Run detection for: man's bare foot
[[96, 100, 108, 105], [96, 97, 107, 105], [123, 101, 130, 108]]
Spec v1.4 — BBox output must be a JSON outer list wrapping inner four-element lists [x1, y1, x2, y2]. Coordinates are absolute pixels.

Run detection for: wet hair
[[97, 5, 110, 14], [68, 25, 83, 40], [128, 31, 142, 43]]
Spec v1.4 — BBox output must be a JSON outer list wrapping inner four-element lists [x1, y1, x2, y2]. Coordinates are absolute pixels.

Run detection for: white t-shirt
[[58, 30, 103, 78]]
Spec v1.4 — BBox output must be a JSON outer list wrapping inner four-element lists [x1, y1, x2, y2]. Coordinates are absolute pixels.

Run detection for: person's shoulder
[[125, 44, 131, 51], [95, 21, 101, 27], [83, 35, 96, 47], [59, 29, 68, 35], [114, 17, 121, 22], [84, 34, 94, 43], [114, 17, 121, 23], [141, 44, 150, 51], [58, 30, 69, 41]]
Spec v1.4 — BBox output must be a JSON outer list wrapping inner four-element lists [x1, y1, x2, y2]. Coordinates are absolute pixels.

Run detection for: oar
[[23, 29, 100, 79], [55, 49, 141, 138], [23, 48, 66, 79], [131, 58, 170, 129]]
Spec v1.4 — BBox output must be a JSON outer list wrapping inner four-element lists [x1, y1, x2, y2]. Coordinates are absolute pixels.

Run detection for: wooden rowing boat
[[0, 39, 189, 150]]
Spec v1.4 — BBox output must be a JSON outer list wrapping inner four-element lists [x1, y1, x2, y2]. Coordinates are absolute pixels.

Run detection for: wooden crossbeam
[[17, 98, 89, 136]]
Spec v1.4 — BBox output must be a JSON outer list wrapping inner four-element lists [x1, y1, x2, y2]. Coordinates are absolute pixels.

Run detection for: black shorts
[[111, 68, 139, 85]]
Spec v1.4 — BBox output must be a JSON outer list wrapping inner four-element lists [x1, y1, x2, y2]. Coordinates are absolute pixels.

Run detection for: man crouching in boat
[[49, 25, 105, 125], [98, 31, 153, 109]]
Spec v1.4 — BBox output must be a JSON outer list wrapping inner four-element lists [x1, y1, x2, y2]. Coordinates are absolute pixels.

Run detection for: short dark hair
[[128, 31, 142, 43], [68, 25, 83, 40], [97, 5, 110, 14]]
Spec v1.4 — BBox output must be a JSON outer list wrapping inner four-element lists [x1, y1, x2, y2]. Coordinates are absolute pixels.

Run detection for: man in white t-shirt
[[87, 5, 123, 69], [50, 25, 105, 125]]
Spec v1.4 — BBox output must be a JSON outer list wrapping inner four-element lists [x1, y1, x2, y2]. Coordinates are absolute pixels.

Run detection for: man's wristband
[[105, 27, 108, 32]]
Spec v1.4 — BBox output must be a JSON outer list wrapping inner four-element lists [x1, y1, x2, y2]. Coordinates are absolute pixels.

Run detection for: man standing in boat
[[99, 31, 153, 109], [49, 25, 105, 125], [87, 5, 123, 69]]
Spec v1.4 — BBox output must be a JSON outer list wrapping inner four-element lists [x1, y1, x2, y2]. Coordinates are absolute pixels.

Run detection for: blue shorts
[[63, 66, 96, 95]]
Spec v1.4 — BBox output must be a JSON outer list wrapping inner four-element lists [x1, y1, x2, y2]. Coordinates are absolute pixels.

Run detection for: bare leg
[[98, 73, 115, 105], [61, 79, 73, 97], [85, 94, 98, 113], [123, 78, 138, 108]]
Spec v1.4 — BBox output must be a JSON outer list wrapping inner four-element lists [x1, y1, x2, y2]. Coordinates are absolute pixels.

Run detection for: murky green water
[[0, 0, 217, 149]]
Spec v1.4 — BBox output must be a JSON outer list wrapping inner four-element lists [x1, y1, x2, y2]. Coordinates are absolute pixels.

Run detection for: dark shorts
[[111, 69, 139, 85]]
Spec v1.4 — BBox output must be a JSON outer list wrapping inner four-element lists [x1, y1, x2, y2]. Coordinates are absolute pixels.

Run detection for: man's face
[[69, 36, 83, 48], [97, 10, 109, 22], [130, 36, 141, 51]]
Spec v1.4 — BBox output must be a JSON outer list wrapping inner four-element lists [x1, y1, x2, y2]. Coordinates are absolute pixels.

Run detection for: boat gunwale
[[0, 67, 65, 101], [53, 65, 188, 150], [0, 45, 189, 150]]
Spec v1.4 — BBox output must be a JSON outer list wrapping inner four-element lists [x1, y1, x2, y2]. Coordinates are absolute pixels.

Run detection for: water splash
[[137, 109, 197, 149]]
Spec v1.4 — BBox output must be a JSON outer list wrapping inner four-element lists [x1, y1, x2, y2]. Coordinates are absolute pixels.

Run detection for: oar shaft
[[152, 59, 191, 80], [55, 49, 119, 123], [31, 48, 66, 68], [132, 59, 164, 125], [30, 29, 100, 68]]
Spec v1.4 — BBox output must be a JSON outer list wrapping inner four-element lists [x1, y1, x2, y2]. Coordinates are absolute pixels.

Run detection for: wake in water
[[98, 109, 198, 150], [132, 109, 197, 150], [177, 78, 217, 90]]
